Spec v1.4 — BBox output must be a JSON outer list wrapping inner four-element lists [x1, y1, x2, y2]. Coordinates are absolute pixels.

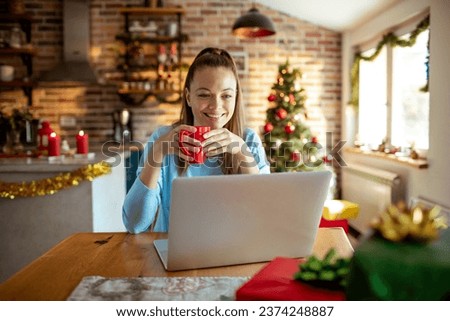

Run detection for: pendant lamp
[[232, 6, 276, 38]]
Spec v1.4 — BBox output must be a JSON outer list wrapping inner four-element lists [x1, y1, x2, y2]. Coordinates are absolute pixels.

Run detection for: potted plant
[[0, 105, 39, 154]]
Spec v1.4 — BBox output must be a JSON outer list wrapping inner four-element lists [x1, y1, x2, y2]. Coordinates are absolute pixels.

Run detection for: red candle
[[76, 130, 89, 154], [48, 132, 61, 156]]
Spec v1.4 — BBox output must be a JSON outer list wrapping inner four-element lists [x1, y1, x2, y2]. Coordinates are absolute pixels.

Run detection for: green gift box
[[346, 228, 450, 300]]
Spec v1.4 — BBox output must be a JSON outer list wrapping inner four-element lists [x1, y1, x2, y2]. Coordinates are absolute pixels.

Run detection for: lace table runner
[[67, 276, 249, 301]]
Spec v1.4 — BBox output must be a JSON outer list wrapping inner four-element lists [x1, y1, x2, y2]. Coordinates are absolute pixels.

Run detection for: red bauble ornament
[[264, 122, 274, 133], [311, 136, 318, 144], [276, 108, 287, 120], [289, 93, 295, 104], [267, 94, 276, 102], [291, 151, 301, 162], [322, 155, 332, 164], [285, 123, 295, 134]]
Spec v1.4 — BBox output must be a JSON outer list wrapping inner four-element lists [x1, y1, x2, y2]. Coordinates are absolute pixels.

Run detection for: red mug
[[179, 126, 210, 164]]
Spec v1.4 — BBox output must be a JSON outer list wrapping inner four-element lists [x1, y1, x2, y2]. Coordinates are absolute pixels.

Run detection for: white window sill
[[344, 147, 428, 169]]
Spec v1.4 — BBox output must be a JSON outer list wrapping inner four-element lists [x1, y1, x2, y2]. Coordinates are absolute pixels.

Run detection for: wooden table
[[0, 228, 353, 300]]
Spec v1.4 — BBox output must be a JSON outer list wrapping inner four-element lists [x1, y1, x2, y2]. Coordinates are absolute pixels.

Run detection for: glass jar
[[129, 41, 145, 66], [9, 26, 25, 48]]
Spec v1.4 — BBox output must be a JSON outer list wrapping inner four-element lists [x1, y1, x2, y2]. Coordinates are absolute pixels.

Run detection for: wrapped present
[[322, 200, 359, 220], [319, 217, 349, 233], [319, 200, 359, 233], [346, 228, 450, 300], [236, 257, 345, 301]]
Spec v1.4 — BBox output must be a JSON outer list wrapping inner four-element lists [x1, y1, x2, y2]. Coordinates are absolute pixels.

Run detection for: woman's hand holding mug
[[178, 126, 210, 164]]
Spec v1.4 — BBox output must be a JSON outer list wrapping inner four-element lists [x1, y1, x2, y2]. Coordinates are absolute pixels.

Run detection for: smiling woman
[[185, 67, 237, 129], [122, 47, 270, 234]]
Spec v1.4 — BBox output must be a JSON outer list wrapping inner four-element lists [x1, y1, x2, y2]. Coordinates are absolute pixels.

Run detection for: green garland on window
[[349, 15, 430, 108]]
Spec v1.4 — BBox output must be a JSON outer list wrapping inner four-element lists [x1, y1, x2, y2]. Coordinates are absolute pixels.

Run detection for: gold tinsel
[[371, 202, 448, 243], [0, 161, 112, 199]]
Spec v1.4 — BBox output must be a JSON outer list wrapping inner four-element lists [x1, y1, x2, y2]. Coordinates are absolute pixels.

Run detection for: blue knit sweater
[[122, 126, 270, 233]]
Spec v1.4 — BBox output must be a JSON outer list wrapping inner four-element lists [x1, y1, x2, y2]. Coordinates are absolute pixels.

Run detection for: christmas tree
[[263, 60, 326, 172]]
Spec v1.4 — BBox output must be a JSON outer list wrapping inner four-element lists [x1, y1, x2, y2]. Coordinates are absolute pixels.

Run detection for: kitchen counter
[[0, 149, 129, 283], [0, 147, 128, 172], [0, 154, 106, 172]]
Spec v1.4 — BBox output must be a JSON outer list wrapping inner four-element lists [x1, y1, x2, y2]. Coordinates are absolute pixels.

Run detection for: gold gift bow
[[371, 202, 448, 243]]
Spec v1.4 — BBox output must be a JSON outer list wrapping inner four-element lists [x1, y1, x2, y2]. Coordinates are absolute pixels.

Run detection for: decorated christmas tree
[[263, 60, 326, 173]]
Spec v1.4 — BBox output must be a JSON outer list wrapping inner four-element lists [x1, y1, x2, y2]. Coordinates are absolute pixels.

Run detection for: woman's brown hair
[[176, 47, 245, 175]]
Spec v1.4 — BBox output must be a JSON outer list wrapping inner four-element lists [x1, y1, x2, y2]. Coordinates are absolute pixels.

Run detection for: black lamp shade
[[232, 8, 276, 38]]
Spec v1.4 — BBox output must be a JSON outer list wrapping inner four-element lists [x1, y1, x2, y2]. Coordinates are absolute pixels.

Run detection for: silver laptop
[[154, 170, 332, 271]]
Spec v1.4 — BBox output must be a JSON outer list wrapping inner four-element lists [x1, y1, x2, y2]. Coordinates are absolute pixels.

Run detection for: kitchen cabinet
[[0, 151, 128, 282], [0, 13, 36, 106], [115, 6, 186, 105]]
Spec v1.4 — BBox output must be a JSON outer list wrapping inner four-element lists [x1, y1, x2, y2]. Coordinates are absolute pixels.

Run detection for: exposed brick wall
[[1, 0, 341, 152]]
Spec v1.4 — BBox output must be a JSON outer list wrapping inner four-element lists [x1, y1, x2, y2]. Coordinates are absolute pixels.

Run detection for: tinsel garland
[[349, 15, 430, 108], [0, 161, 111, 199]]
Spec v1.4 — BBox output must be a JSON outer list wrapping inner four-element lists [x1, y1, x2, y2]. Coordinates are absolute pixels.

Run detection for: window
[[359, 47, 387, 148], [358, 28, 429, 151], [391, 30, 429, 150]]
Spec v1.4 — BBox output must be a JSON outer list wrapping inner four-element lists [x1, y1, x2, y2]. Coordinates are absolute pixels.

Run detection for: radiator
[[342, 163, 402, 235]]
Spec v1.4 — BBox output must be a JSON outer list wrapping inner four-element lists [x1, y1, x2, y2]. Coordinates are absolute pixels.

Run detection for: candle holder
[[74, 152, 95, 160], [48, 155, 65, 163]]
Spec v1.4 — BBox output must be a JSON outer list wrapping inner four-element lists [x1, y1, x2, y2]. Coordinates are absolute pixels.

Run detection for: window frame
[[355, 15, 430, 155]]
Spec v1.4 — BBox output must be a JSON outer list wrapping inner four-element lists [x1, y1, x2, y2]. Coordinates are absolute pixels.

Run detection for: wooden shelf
[[0, 47, 37, 55], [117, 63, 157, 72], [117, 63, 182, 72], [0, 80, 35, 87], [117, 88, 180, 106], [0, 12, 35, 105], [115, 33, 186, 44], [0, 13, 33, 21], [118, 88, 178, 95], [115, 5, 185, 106], [119, 7, 185, 15], [0, 80, 34, 106], [344, 147, 428, 169]]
